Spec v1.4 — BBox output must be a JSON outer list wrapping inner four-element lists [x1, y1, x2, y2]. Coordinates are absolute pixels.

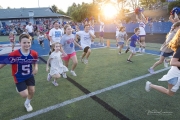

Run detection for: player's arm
[[49, 30, 53, 44], [32, 53, 38, 75], [74, 40, 82, 49], [46, 57, 52, 72], [116, 33, 119, 44], [126, 38, 130, 46], [125, 34, 128, 41], [75, 34, 79, 42], [32, 63, 38, 75], [137, 40, 144, 47], [59, 44, 67, 56], [89, 32, 96, 39], [170, 58, 180, 67], [169, 15, 175, 23], [141, 13, 148, 24], [136, 14, 141, 22], [75, 32, 81, 42], [170, 48, 180, 66]]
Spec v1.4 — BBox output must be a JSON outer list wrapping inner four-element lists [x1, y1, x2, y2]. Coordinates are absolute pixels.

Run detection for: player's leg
[[99, 35, 102, 45], [102, 32, 104, 46], [11, 42, 15, 51], [146, 81, 175, 96], [141, 36, 146, 53], [84, 48, 91, 64], [137, 37, 142, 52], [70, 53, 78, 76], [17, 76, 35, 112], [81, 47, 87, 63], [91, 37, 94, 44], [42, 41, 44, 48], [63, 58, 70, 68], [51, 73, 61, 86], [127, 47, 135, 63], [148, 55, 165, 74], [119, 43, 124, 54], [39, 41, 42, 47]]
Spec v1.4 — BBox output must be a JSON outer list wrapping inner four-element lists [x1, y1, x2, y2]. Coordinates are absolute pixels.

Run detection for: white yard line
[[12, 67, 170, 120], [135, 54, 143, 56]]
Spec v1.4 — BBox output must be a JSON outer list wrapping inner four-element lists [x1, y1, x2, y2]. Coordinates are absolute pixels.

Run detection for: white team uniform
[[139, 22, 146, 36], [76, 31, 91, 49], [49, 51, 68, 75], [49, 28, 63, 45]]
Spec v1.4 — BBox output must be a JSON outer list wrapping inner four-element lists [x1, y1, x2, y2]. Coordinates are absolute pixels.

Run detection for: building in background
[[0, 7, 71, 27]]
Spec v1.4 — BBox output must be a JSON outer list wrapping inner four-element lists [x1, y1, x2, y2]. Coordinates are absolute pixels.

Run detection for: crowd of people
[[1, 7, 180, 113]]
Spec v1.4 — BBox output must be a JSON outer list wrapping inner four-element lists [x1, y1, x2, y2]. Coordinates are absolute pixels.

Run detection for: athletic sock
[[25, 98, 31, 105]]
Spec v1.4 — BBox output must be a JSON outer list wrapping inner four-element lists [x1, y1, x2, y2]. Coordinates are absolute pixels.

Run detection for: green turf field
[[1, 45, 178, 120]]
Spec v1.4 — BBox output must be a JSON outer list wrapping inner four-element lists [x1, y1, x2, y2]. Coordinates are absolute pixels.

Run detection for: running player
[[0, 34, 38, 112], [126, 27, 144, 63], [49, 21, 63, 54], [145, 29, 180, 96], [116, 27, 127, 54], [9, 32, 16, 52], [148, 22, 180, 74], [76, 24, 96, 64], [60, 24, 82, 76], [38, 32, 45, 49], [46, 42, 68, 86]]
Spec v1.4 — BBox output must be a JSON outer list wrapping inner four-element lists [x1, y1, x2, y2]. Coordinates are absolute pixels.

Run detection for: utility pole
[[38, 0, 40, 8]]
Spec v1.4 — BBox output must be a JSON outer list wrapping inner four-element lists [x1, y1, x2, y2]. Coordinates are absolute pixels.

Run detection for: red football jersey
[[9, 49, 38, 83]]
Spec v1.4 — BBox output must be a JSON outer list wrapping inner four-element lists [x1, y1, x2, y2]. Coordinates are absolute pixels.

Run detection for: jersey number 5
[[22, 64, 30, 75]]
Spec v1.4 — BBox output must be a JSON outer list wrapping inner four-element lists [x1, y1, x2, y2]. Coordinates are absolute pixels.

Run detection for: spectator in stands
[[10, 27, 17, 36], [160, 16, 164, 22], [25, 22, 34, 43]]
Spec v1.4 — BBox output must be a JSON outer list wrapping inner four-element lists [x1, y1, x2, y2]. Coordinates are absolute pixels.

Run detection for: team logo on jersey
[[55, 31, 61, 37]]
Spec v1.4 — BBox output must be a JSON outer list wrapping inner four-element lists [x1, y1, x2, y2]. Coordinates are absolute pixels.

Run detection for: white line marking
[[155, 57, 160, 60], [145, 52, 160, 56], [135, 54, 143, 56], [12, 67, 170, 120]]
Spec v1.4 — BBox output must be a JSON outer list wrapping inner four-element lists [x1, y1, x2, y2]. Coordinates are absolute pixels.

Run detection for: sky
[[0, 0, 93, 12]]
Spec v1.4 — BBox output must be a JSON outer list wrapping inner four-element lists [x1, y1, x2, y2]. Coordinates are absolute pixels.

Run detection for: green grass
[[96, 72, 180, 120], [0, 47, 169, 120], [93, 38, 162, 51]]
